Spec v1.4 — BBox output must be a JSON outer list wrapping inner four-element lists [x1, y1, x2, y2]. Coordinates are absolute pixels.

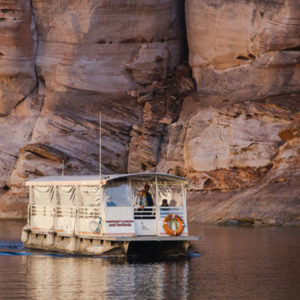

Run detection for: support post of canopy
[[29, 185, 33, 228], [155, 175, 159, 235], [99, 113, 102, 182]]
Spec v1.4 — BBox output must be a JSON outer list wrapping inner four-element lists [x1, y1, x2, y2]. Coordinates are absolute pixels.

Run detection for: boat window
[[130, 179, 156, 206], [105, 182, 131, 207], [158, 184, 183, 207]]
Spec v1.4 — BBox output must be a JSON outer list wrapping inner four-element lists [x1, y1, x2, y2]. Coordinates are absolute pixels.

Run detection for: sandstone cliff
[[0, 0, 299, 225], [186, 0, 300, 99]]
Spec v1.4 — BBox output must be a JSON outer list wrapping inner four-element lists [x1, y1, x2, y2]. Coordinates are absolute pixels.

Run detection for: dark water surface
[[0, 221, 300, 299]]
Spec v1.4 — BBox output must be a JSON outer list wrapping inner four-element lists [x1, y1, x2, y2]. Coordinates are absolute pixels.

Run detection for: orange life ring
[[163, 214, 185, 236]]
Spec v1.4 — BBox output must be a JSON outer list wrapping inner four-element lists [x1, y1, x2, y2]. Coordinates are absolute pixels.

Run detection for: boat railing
[[30, 205, 102, 234], [77, 206, 102, 218], [134, 207, 156, 219], [56, 206, 76, 218], [31, 205, 54, 217], [159, 206, 184, 219], [29, 204, 186, 235], [134, 206, 185, 220], [31, 205, 102, 218]]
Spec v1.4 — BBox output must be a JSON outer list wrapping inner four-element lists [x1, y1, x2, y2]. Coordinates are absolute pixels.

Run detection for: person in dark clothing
[[144, 184, 154, 206], [161, 199, 168, 207]]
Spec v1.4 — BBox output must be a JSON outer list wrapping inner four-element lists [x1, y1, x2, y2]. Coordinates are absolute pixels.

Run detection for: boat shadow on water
[[125, 241, 202, 263], [0, 240, 201, 262]]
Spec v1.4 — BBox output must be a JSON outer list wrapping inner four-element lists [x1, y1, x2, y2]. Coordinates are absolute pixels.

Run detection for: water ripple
[[0, 241, 24, 250]]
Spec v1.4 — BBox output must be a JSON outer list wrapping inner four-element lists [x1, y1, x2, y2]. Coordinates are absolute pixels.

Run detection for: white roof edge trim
[[25, 172, 189, 186], [25, 181, 103, 186], [105, 172, 189, 183]]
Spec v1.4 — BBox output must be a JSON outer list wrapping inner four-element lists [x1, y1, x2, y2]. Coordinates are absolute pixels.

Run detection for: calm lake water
[[0, 220, 300, 300]]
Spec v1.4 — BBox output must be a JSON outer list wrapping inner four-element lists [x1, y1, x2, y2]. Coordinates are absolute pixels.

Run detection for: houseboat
[[21, 172, 199, 257]]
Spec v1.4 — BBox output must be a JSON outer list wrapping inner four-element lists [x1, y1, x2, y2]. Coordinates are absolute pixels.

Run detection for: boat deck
[[28, 228, 200, 242], [23, 228, 201, 256], [88, 235, 201, 242]]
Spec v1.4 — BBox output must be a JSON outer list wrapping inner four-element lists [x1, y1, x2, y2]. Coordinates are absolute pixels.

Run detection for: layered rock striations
[[158, 97, 291, 189], [0, 0, 37, 116], [0, 0, 187, 218], [182, 0, 300, 225], [0, 0, 299, 224], [0, 0, 42, 215], [186, 0, 300, 99], [187, 109, 300, 226], [11, 0, 186, 185]]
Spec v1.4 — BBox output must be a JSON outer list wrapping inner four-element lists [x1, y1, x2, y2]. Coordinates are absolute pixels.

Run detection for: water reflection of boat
[[21, 173, 199, 257], [23, 256, 189, 300]]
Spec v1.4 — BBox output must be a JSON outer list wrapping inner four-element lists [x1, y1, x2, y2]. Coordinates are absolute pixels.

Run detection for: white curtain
[[57, 186, 76, 206], [158, 184, 182, 207], [79, 185, 102, 207], [32, 186, 55, 206]]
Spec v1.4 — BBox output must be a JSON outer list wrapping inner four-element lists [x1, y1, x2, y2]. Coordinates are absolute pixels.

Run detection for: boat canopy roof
[[26, 172, 189, 186]]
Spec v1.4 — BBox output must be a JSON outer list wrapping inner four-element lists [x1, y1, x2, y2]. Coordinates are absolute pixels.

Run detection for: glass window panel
[[158, 184, 182, 207], [130, 179, 155, 206], [105, 182, 131, 207]]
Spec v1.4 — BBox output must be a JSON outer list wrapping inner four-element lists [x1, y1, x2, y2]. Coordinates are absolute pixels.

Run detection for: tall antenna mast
[[99, 112, 102, 181]]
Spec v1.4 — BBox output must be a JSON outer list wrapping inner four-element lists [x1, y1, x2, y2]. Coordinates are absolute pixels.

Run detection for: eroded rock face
[[33, 0, 185, 93], [187, 130, 300, 226], [279, 112, 300, 141], [185, 0, 300, 99], [0, 0, 37, 116], [7, 0, 186, 191], [127, 70, 192, 173], [0, 93, 43, 189], [0, 0, 299, 224], [157, 94, 299, 190]]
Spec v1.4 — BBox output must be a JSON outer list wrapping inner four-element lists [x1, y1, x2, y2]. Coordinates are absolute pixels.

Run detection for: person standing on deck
[[144, 184, 154, 206], [161, 199, 168, 207], [136, 188, 147, 209]]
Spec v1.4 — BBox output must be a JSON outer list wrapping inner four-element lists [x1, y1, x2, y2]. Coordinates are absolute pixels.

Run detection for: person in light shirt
[[136, 187, 147, 209]]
